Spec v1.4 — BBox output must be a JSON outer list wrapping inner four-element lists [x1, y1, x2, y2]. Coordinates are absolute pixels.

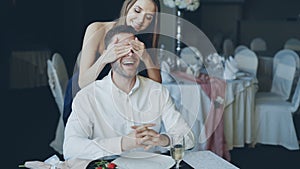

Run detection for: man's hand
[[131, 124, 170, 150]]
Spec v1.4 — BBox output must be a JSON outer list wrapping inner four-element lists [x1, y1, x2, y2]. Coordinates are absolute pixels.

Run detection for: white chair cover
[[73, 51, 81, 74], [274, 49, 300, 98], [290, 76, 300, 113], [47, 53, 68, 154], [52, 53, 69, 97], [234, 49, 258, 76], [284, 38, 300, 51], [234, 45, 248, 55], [253, 76, 300, 150], [180, 46, 203, 66], [256, 49, 297, 101], [47, 60, 64, 114], [250, 37, 267, 52], [273, 49, 299, 70]]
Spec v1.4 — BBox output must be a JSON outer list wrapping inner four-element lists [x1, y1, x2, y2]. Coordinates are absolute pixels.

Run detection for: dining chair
[[47, 53, 69, 154], [234, 45, 248, 55], [256, 49, 297, 101], [273, 49, 299, 71], [253, 76, 300, 150], [222, 38, 234, 57], [250, 37, 267, 52], [234, 48, 258, 76], [52, 53, 69, 97], [284, 38, 300, 52], [180, 46, 203, 66]]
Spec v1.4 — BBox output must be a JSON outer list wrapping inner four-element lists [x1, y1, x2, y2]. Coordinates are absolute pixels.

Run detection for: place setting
[[86, 134, 193, 169]]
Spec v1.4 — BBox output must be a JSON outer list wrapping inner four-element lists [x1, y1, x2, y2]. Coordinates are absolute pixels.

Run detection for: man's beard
[[111, 61, 137, 79]]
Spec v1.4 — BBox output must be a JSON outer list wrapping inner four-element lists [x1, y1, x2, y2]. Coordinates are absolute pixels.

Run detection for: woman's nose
[[136, 14, 145, 25]]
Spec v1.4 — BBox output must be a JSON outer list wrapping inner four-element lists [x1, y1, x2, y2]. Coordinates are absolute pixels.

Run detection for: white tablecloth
[[23, 151, 239, 169], [184, 150, 239, 169], [163, 83, 211, 151], [164, 76, 258, 151], [9, 50, 51, 89], [224, 78, 258, 150]]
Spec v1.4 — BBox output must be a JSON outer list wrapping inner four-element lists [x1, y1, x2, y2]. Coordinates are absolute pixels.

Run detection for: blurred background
[[1, 0, 300, 168]]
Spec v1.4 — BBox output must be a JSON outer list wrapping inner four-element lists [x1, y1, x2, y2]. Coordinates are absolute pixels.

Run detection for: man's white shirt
[[63, 71, 194, 160]]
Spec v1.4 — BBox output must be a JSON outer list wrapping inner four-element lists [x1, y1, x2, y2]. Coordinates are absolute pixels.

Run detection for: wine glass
[[170, 134, 185, 169]]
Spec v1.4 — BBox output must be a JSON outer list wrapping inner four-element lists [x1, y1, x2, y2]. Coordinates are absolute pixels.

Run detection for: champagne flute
[[170, 134, 185, 169]]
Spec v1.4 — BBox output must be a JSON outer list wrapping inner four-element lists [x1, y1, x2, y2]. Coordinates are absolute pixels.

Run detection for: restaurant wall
[[62, 0, 123, 74], [243, 0, 300, 21], [199, 2, 243, 52], [3, 0, 300, 82], [2, 0, 64, 89], [198, 0, 300, 55], [239, 0, 300, 56]]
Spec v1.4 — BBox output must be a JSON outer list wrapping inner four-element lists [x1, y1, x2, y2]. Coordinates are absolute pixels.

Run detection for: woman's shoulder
[[86, 21, 116, 33]]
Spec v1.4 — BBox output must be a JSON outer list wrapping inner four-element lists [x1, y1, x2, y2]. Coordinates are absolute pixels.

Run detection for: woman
[[63, 0, 161, 125], [78, 0, 161, 88]]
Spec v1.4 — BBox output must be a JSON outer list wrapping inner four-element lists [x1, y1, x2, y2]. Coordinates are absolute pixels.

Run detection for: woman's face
[[126, 0, 156, 32]]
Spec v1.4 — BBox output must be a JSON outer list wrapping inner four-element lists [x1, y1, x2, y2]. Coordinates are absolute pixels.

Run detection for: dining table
[[163, 71, 258, 151], [22, 150, 239, 169], [223, 76, 258, 150]]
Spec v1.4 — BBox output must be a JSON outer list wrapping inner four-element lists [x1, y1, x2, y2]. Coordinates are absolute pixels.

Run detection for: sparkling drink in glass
[[170, 134, 185, 169]]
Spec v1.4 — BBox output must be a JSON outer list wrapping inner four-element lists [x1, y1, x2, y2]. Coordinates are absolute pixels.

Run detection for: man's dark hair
[[104, 25, 137, 48]]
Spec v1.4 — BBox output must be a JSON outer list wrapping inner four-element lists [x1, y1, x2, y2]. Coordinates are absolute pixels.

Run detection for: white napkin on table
[[23, 155, 63, 169], [229, 56, 238, 69], [186, 66, 193, 75], [226, 58, 238, 73], [160, 61, 174, 83], [23, 155, 91, 169], [224, 61, 236, 80], [190, 64, 201, 77]]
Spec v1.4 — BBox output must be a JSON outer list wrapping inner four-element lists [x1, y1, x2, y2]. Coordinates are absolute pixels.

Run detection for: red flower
[[95, 167, 102, 169], [107, 162, 117, 169]]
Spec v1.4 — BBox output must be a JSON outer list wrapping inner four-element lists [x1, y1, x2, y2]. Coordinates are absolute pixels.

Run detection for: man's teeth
[[123, 61, 134, 65]]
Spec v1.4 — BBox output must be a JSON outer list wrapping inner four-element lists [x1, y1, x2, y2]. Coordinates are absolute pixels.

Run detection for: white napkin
[[226, 58, 238, 73], [229, 56, 238, 69], [190, 64, 201, 77], [22, 155, 92, 169], [224, 61, 236, 80], [160, 61, 174, 83], [24, 155, 64, 169], [186, 66, 194, 75], [206, 53, 223, 65]]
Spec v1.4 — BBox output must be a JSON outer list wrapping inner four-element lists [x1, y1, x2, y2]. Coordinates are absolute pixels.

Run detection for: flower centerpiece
[[163, 0, 200, 11]]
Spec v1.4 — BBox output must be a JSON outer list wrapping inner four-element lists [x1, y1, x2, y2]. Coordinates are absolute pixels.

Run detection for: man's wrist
[[121, 136, 136, 151]]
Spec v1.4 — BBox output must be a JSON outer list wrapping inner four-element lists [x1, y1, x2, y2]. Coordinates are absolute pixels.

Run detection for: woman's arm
[[78, 22, 105, 88], [143, 52, 162, 83], [78, 22, 115, 88]]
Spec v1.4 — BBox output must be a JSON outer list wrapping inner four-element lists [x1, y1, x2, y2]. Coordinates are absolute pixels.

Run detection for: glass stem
[[176, 160, 180, 169]]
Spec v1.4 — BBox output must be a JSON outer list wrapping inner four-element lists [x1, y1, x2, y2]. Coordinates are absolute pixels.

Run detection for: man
[[63, 25, 194, 160]]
